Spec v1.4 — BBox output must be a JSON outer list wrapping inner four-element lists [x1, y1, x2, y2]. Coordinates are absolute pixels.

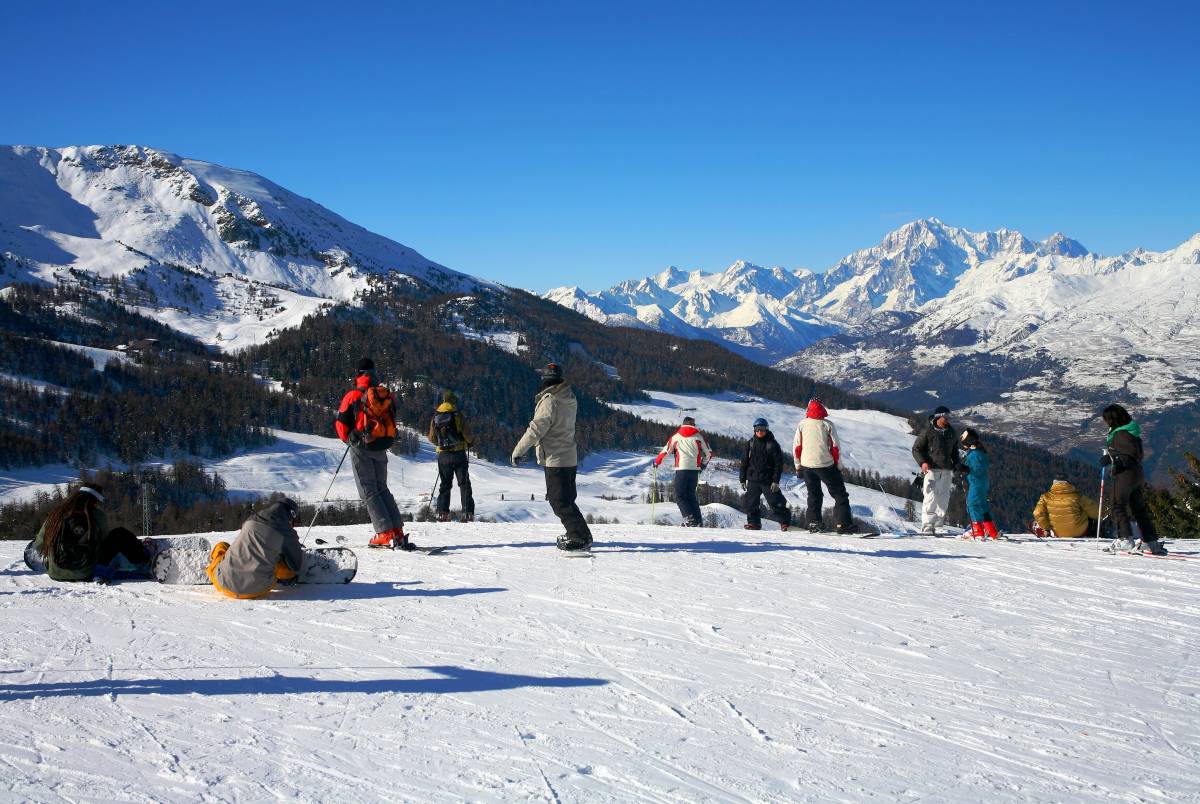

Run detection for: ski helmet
[[753, 418, 769, 430], [958, 428, 981, 450]]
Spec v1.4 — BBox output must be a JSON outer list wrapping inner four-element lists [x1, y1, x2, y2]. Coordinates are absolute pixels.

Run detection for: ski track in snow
[[2, 526, 1198, 801]]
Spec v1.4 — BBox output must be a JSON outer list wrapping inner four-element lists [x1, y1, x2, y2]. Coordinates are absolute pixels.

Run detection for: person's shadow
[[440, 539, 973, 560], [284, 582, 508, 601], [0, 665, 608, 701]]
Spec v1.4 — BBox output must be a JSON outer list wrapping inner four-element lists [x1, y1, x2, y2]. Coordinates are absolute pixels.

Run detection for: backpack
[[53, 511, 95, 572], [360, 386, 397, 444], [433, 410, 461, 449]]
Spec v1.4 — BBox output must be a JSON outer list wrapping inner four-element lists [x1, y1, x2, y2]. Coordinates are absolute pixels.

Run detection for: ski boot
[[1104, 536, 1136, 554], [835, 523, 857, 536], [460, 512, 474, 523], [808, 521, 822, 534], [1140, 539, 1168, 556], [556, 533, 592, 552], [368, 531, 394, 548], [982, 521, 1000, 541], [779, 522, 789, 532], [743, 522, 762, 531], [436, 511, 452, 523]]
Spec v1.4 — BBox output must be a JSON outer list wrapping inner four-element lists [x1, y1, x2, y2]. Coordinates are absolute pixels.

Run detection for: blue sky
[[3, 1, 1198, 291]]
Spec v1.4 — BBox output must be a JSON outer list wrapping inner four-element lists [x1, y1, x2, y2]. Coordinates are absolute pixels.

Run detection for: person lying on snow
[[207, 494, 304, 599], [33, 484, 152, 584]]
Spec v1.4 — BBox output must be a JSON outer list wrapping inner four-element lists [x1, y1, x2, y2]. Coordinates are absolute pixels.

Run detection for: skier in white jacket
[[792, 399, 855, 533], [654, 416, 713, 526]]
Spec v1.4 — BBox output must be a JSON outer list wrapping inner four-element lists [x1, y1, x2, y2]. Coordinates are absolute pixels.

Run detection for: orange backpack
[[361, 386, 397, 443]]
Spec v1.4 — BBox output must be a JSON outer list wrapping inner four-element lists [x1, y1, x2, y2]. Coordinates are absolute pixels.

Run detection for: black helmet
[[958, 428, 981, 450], [753, 418, 769, 430]]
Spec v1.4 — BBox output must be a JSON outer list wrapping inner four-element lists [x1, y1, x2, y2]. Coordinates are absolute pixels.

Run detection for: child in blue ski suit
[[957, 428, 999, 540]]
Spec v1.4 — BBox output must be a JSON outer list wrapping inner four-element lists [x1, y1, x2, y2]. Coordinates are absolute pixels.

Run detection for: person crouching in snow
[[655, 416, 713, 527], [207, 494, 304, 599], [740, 418, 790, 530], [33, 484, 152, 584], [792, 398, 855, 534], [956, 428, 999, 540]]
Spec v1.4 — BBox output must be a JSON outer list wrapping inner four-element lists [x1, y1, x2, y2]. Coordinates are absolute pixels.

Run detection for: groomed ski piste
[[2, 390, 1198, 800], [2, 523, 1198, 801]]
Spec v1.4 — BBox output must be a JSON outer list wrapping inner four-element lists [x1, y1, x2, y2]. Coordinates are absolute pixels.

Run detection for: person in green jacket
[[33, 485, 152, 583]]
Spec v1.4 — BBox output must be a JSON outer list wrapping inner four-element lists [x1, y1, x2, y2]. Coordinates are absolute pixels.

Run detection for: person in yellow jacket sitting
[[207, 495, 304, 599], [1032, 479, 1102, 538]]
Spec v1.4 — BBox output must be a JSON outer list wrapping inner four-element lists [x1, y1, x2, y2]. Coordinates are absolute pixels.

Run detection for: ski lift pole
[[304, 441, 351, 544]]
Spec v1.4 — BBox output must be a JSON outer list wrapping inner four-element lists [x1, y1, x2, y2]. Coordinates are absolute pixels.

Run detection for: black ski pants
[[673, 469, 702, 525], [743, 480, 790, 527], [96, 527, 151, 567], [802, 465, 853, 529], [436, 450, 474, 514], [1111, 468, 1157, 541], [545, 466, 592, 543]]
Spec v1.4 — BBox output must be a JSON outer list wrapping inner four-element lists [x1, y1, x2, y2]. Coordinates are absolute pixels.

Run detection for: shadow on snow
[[439, 540, 976, 560], [0, 665, 608, 701]]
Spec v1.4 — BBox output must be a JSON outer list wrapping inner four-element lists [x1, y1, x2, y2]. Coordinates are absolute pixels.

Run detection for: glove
[[653, 455, 663, 467], [277, 574, 299, 587], [1111, 454, 1130, 474], [510, 453, 524, 467], [1032, 524, 1048, 538], [795, 466, 803, 475], [740, 480, 747, 491], [954, 464, 969, 475], [1099, 452, 1112, 468], [348, 429, 363, 446], [769, 482, 780, 493]]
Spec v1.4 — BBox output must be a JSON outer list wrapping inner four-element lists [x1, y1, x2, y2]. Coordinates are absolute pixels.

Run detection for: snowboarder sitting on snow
[[911, 405, 959, 534], [206, 494, 304, 599], [655, 416, 713, 527], [428, 390, 475, 522], [335, 357, 411, 550], [511, 363, 593, 552], [956, 428, 999, 540], [1032, 480, 1102, 538], [792, 398, 854, 534], [33, 484, 152, 584], [1099, 404, 1167, 555], [740, 418, 790, 531]]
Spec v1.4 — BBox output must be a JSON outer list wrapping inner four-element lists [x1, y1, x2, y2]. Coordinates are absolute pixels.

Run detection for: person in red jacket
[[654, 416, 713, 526], [335, 357, 410, 549], [792, 398, 855, 533]]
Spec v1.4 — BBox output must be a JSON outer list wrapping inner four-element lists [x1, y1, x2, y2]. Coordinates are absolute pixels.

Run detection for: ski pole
[[651, 462, 657, 525], [304, 441, 351, 544], [1094, 464, 1106, 541]]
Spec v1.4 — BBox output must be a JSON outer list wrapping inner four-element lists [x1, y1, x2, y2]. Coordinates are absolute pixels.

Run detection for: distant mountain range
[[547, 218, 1200, 475]]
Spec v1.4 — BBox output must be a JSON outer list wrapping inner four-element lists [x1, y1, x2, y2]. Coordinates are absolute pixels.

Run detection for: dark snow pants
[[802, 466, 852, 529], [743, 480, 790, 527], [545, 466, 592, 543], [436, 450, 474, 515], [673, 469, 702, 525], [96, 527, 151, 567], [1111, 467, 1158, 541]]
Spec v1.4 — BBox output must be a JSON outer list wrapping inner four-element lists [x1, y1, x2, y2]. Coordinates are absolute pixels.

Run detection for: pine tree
[[1149, 452, 1200, 539]]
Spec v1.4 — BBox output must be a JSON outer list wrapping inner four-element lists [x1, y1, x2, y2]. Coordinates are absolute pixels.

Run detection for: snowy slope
[[0, 144, 486, 349], [2, 527, 1198, 801], [0, 390, 920, 532]]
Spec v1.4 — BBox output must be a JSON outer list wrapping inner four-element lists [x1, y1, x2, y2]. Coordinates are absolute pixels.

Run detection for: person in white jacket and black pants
[[654, 416, 713, 526], [793, 399, 855, 533]]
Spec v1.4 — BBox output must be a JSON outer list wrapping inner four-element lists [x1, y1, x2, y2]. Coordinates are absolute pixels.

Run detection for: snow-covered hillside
[[2, 526, 1197, 800], [0, 391, 919, 532], [0, 145, 485, 348]]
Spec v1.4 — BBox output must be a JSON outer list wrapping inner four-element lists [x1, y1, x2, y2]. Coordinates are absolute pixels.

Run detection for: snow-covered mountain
[[545, 218, 1093, 361], [548, 219, 1200, 475], [0, 144, 483, 348]]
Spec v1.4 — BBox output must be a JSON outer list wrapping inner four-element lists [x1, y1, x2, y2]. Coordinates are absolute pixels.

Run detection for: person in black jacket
[[740, 418, 790, 531], [911, 405, 959, 534], [1099, 404, 1166, 555]]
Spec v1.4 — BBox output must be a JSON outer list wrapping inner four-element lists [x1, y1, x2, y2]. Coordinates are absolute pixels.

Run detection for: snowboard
[[153, 539, 358, 585]]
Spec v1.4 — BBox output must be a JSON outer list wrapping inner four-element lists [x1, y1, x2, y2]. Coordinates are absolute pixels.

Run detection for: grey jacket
[[215, 501, 304, 596], [512, 382, 579, 468]]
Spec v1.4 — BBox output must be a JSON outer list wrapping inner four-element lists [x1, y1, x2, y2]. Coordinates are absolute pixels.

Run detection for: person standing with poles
[[792, 399, 854, 534], [1099, 403, 1167, 555], [740, 418, 790, 531], [911, 405, 959, 534], [335, 358, 410, 550], [654, 416, 713, 527], [511, 363, 593, 552], [428, 390, 475, 522]]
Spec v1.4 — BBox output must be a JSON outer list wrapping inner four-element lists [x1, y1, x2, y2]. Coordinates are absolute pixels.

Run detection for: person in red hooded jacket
[[335, 357, 410, 549], [792, 398, 855, 533], [654, 416, 713, 526]]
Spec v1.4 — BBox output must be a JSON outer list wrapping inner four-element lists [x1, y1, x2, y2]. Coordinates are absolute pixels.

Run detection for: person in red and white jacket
[[654, 417, 713, 526], [792, 399, 855, 533]]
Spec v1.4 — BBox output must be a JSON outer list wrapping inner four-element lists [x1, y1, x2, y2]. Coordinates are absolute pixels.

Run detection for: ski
[[558, 548, 593, 558]]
